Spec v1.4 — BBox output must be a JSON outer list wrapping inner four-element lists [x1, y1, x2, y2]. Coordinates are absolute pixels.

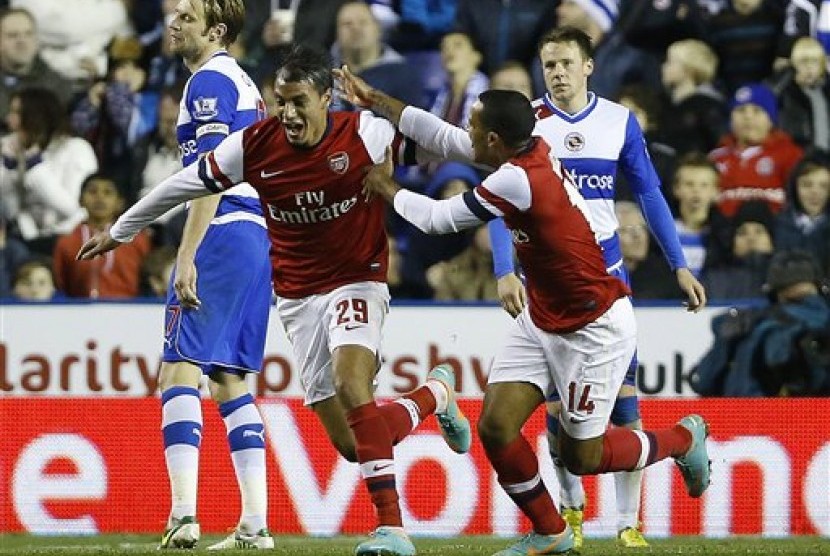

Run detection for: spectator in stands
[[11, 0, 132, 86], [11, 256, 57, 300], [706, 0, 785, 93], [454, 0, 557, 92], [617, 0, 707, 57], [616, 84, 677, 198], [616, 200, 681, 299], [660, 38, 728, 155], [53, 173, 151, 299], [0, 211, 29, 298], [427, 31, 487, 127], [385, 0, 457, 52], [555, 0, 661, 99], [141, 244, 177, 298], [426, 225, 498, 301], [693, 249, 830, 397], [489, 60, 534, 99], [0, 87, 98, 255], [710, 83, 804, 218], [774, 152, 830, 271], [671, 153, 724, 278], [775, 36, 830, 152], [72, 38, 160, 204], [0, 7, 72, 131], [400, 162, 480, 299], [702, 200, 776, 299], [330, 0, 419, 110]]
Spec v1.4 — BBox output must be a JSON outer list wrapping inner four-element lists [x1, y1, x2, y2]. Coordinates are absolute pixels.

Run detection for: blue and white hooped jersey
[[532, 92, 663, 272], [177, 51, 266, 226]]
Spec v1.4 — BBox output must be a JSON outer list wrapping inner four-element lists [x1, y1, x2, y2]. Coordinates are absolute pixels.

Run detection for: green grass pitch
[[0, 535, 827, 555]]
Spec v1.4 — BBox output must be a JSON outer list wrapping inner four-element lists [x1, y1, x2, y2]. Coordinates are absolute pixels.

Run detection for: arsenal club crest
[[328, 152, 350, 174]]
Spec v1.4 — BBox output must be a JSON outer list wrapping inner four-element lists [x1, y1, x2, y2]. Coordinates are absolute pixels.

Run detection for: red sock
[[347, 402, 401, 526], [378, 385, 437, 444], [484, 435, 565, 535], [597, 425, 693, 473]]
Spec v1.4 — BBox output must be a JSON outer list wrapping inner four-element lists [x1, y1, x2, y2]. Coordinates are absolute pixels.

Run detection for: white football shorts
[[276, 281, 390, 405], [488, 296, 637, 440]]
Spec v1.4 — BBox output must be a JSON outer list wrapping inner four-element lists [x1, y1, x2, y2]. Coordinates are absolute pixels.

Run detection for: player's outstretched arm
[[676, 267, 707, 313]]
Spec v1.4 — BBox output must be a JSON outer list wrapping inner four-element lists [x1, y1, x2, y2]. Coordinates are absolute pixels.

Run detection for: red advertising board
[[1, 398, 828, 537]]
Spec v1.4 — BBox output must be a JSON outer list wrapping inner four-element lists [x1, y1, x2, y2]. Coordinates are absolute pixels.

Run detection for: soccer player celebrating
[[77, 44, 470, 556], [339, 70, 712, 556], [151, 0, 273, 550], [491, 27, 708, 548]]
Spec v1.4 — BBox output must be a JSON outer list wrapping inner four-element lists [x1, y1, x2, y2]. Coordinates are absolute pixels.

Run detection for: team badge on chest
[[328, 152, 350, 174], [564, 132, 585, 152]]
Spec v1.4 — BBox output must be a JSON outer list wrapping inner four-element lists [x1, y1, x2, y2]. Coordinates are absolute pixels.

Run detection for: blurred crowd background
[[1, 0, 830, 305]]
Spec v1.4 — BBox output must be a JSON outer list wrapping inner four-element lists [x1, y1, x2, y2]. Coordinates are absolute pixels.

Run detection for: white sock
[[220, 395, 268, 533], [553, 457, 585, 509], [161, 387, 203, 523], [425, 380, 449, 414], [615, 468, 643, 531], [166, 445, 200, 522]]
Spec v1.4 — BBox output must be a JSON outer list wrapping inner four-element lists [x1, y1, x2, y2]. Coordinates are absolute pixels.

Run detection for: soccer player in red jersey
[[76, 45, 470, 556], [341, 70, 712, 555]]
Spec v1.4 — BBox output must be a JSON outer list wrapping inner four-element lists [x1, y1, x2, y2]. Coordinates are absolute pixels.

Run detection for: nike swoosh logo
[[569, 417, 586, 424], [345, 324, 362, 331], [373, 463, 392, 472], [260, 169, 285, 179]]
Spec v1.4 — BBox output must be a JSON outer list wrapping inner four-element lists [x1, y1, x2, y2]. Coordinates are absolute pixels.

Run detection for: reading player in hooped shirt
[[340, 70, 712, 556], [77, 44, 472, 556], [150, 0, 273, 550]]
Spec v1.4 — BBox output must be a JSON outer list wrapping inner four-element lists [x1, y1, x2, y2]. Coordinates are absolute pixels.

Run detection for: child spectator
[[660, 38, 727, 155], [774, 153, 830, 271], [710, 83, 804, 217], [702, 200, 776, 299], [52, 173, 151, 298], [71, 38, 159, 204], [775, 37, 830, 152], [671, 153, 724, 278], [12, 256, 56, 301]]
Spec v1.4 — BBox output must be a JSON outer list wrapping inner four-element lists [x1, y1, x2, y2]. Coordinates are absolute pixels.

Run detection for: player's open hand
[[76, 231, 122, 260], [497, 273, 527, 318], [333, 65, 372, 107], [173, 259, 201, 310], [676, 267, 707, 313]]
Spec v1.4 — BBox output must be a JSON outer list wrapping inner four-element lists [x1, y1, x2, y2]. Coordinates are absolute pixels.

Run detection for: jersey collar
[[542, 91, 598, 124]]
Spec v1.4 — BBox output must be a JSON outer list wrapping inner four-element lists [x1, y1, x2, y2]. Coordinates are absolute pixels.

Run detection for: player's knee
[[477, 413, 513, 449], [610, 395, 640, 427]]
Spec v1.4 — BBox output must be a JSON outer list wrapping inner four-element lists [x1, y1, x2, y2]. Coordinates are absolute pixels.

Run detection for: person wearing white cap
[[487, 25, 707, 549]]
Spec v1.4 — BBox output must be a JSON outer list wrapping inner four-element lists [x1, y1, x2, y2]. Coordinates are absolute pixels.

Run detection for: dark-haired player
[[77, 43, 470, 556]]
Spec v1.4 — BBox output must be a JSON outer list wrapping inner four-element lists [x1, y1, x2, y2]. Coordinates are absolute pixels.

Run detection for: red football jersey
[[202, 111, 404, 298], [475, 138, 630, 333]]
